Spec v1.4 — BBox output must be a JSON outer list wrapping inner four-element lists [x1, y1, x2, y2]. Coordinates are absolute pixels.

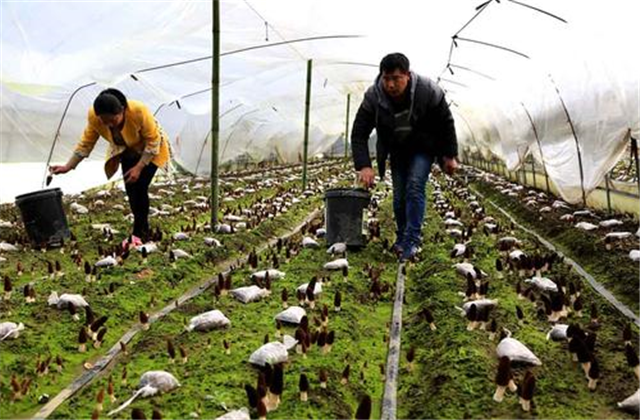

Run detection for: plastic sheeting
[[1, 0, 638, 203]]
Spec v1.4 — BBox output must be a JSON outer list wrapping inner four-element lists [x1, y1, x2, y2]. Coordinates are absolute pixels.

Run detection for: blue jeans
[[391, 153, 433, 249]]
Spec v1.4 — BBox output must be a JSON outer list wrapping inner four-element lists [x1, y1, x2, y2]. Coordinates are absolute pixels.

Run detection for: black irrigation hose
[[381, 262, 407, 420], [468, 184, 640, 326], [33, 209, 323, 419]]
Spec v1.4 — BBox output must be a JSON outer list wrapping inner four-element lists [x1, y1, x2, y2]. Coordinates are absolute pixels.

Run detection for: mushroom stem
[[581, 362, 591, 378]]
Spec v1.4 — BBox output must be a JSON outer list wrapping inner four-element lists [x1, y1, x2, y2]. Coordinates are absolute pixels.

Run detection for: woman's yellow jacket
[[73, 100, 170, 179]]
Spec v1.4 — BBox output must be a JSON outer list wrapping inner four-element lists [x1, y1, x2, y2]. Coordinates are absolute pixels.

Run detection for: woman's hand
[[49, 164, 72, 175], [124, 163, 144, 183]]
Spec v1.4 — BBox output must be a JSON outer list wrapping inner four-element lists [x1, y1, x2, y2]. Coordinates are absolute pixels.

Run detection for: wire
[[439, 78, 470, 88], [134, 35, 362, 75], [507, 0, 567, 23], [455, 0, 495, 36], [454, 36, 530, 59], [448, 63, 496, 81]]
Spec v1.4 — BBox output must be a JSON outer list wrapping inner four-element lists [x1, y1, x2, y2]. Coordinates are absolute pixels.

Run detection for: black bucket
[[324, 188, 371, 247], [15, 188, 70, 247]]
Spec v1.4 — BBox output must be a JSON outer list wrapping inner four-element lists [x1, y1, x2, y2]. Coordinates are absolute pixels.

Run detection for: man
[[351, 53, 458, 261]]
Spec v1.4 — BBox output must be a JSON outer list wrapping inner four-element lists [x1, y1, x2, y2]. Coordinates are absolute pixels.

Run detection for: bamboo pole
[[210, 0, 220, 227], [302, 59, 313, 190], [345, 93, 351, 159], [605, 173, 612, 214], [631, 136, 640, 200]]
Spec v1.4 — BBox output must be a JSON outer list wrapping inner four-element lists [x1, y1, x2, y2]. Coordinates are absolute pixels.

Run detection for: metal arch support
[[547, 74, 587, 205], [42, 82, 97, 188], [520, 102, 551, 193], [451, 109, 481, 155]]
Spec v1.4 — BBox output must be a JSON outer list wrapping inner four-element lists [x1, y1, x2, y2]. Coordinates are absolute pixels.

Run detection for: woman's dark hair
[[93, 88, 128, 115], [380, 53, 410, 74]]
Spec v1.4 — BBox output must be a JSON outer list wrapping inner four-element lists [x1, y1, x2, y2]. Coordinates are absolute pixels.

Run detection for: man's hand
[[49, 164, 72, 175], [124, 163, 144, 183], [442, 157, 458, 175], [358, 167, 376, 189]]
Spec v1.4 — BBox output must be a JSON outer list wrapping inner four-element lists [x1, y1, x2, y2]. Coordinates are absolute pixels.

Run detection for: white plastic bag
[[230, 286, 270, 303], [496, 337, 542, 366], [251, 269, 285, 280], [275, 306, 306, 324], [524, 276, 558, 292], [297, 282, 322, 296], [324, 258, 348, 270], [248, 342, 288, 366], [187, 310, 230, 332]]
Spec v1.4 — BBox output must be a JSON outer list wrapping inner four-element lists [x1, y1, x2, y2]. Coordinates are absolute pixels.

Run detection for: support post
[[210, 0, 220, 227], [531, 155, 537, 189], [631, 136, 640, 200], [302, 59, 313, 190], [605, 173, 612, 214], [345, 93, 351, 159]]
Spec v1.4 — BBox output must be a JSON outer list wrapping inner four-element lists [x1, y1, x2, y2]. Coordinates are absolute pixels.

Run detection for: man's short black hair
[[380, 53, 410, 74]]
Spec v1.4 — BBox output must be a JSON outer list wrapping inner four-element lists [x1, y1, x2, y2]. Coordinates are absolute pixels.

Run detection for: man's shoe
[[391, 242, 404, 256], [400, 245, 421, 262]]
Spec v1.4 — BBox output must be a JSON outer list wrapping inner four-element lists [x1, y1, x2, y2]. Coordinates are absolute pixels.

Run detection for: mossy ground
[[0, 160, 345, 419], [471, 176, 639, 316], [50, 187, 398, 419], [2, 161, 638, 420], [398, 174, 638, 419]]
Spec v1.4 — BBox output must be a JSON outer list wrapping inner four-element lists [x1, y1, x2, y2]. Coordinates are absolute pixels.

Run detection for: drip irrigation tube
[[381, 262, 407, 420], [469, 185, 640, 326]]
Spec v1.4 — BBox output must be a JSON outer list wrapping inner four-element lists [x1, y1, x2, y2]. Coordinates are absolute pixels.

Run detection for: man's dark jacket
[[351, 71, 458, 177]]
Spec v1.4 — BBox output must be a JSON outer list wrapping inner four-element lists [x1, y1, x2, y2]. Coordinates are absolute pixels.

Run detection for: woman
[[50, 88, 170, 242]]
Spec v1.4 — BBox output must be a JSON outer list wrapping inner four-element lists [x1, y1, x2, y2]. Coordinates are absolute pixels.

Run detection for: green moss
[[50, 191, 398, 419], [397, 178, 637, 420], [0, 161, 342, 418], [471, 178, 639, 316]]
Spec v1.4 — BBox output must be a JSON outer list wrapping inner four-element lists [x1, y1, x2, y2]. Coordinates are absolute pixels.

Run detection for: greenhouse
[[0, 1, 638, 419]]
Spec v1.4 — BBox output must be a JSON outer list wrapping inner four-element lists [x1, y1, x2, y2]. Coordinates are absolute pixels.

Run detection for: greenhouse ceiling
[[0, 0, 638, 203]]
